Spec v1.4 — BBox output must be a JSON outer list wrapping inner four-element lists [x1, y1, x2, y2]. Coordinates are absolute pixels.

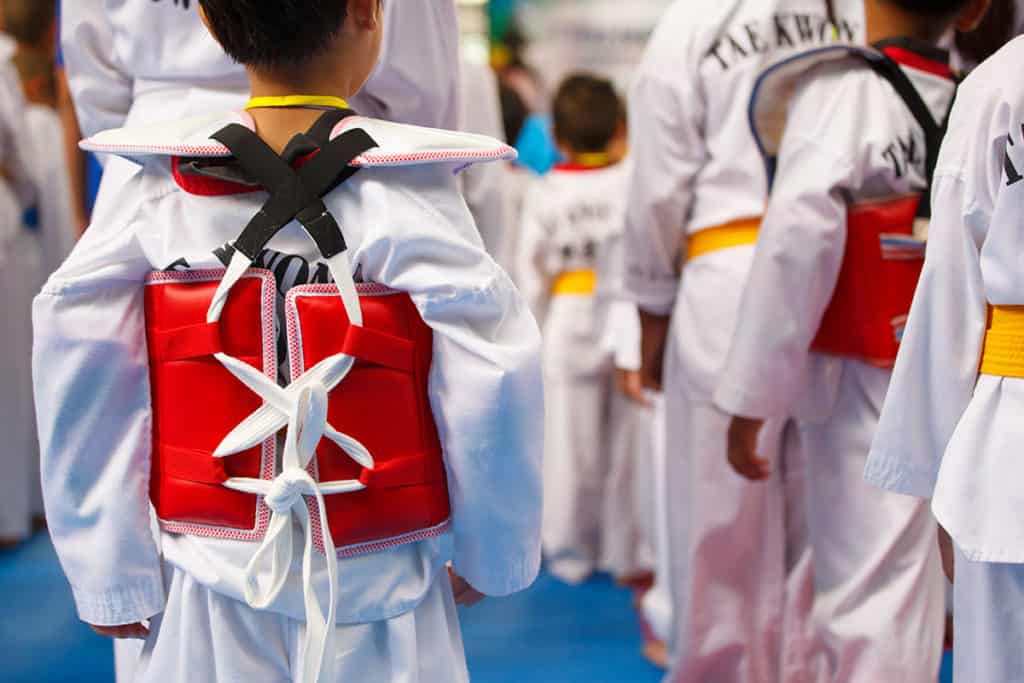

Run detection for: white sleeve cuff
[[863, 451, 938, 500], [71, 576, 166, 627], [713, 377, 792, 420]]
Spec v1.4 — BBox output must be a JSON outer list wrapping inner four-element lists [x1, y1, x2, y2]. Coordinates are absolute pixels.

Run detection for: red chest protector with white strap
[[143, 111, 451, 554]]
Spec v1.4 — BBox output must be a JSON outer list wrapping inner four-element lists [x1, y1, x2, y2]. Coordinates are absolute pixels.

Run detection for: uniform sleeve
[[513, 180, 552, 324], [356, 166, 543, 597], [713, 116, 855, 419], [60, 0, 133, 138], [32, 179, 163, 626], [622, 65, 704, 315], [458, 62, 510, 262], [864, 135, 993, 498], [349, 0, 459, 129]]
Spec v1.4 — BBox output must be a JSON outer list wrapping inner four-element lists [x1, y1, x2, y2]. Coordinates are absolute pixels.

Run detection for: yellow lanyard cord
[[245, 95, 351, 111]]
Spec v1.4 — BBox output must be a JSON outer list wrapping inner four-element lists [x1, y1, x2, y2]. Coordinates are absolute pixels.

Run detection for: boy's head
[[3, 0, 55, 52], [198, 0, 382, 93], [865, 0, 990, 42], [552, 74, 623, 157]]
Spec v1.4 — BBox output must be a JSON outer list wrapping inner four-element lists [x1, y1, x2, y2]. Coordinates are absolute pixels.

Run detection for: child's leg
[[541, 368, 607, 584], [666, 379, 791, 683], [799, 363, 945, 682], [600, 383, 652, 580], [952, 548, 1024, 682]]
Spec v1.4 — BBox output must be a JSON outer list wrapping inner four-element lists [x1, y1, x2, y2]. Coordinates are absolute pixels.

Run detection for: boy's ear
[[957, 0, 992, 33]]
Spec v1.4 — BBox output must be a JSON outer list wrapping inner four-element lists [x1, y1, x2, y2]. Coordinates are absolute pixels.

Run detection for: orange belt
[[979, 305, 1024, 378], [686, 217, 761, 263], [551, 269, 597, 296]]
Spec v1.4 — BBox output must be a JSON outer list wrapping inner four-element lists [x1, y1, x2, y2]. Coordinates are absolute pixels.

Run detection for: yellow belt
[[551, 269, 597, 296], [980, 305, 1024, 378], [686, 217, 761, 263]]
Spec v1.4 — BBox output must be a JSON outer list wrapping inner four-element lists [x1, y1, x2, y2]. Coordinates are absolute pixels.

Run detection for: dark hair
[[198, 0, 350, 70], [885, 0, 972, 15], [500, 82, 529, 146], [957, 0, 1015, 65], [552, 74, 623, 154], [3, 0, 55, 46]]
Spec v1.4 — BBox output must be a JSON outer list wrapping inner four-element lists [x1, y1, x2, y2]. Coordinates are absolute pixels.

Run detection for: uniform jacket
[[713, 41, 958, 422], [622, 0, 865, 395], [32, 112, 544, 627], [866, 37, 1024, 563]]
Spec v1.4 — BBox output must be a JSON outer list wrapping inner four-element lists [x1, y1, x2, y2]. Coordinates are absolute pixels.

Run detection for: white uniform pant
[[121, 561, 468, 683], [541, 292, 648, 584], [952, 547, 1024, 682], [640, 394, 675, 647], [799, 362, 944, 682], [664, 346, 814, 683], [1, 226, 42, 540]]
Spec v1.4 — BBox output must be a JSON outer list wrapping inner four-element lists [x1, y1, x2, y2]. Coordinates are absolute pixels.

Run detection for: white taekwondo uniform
[[0, 59, 39, 543], [516, 159, 643, 583], [715, 39, 953, 681], [33, 112, 543, 683], [623, 2, 863, 680], [458, 59, 510, 266], [865, 36, 1024, 683], [61, 0, 460, 224]]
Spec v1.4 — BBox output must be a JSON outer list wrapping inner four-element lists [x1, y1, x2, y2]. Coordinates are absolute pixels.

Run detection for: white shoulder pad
[[751, 45, 879, 170], [80, 111, 517, 169]]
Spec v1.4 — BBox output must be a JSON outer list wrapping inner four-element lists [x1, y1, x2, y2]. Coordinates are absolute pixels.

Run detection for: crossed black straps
[[860, 50, 958, 220], [210, 109, 379, 261]]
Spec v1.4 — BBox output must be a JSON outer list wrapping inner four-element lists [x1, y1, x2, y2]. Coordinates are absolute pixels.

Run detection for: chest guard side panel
[[144, 270, 276, 538], [811, 195, 925, 367], [286, 285, 451, 554]]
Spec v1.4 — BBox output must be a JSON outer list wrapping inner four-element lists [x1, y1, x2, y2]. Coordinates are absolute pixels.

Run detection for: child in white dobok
[[517, 74, 649, 584], [33, 2, 544, 681], [866, 34, 1024, 683]]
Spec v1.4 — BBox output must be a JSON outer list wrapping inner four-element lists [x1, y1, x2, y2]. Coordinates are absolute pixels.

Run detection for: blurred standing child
[[517, 74, 646, 583], [0, 0, 36, 548], [4, 0, 73, 539], [865, 34, 1024, 683], [717, 0, 990, 678]]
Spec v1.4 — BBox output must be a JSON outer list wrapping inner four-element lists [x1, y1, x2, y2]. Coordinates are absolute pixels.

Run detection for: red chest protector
[[145, 270, 450, 552], [143, 112, 450, 555], [810, 195, 925, 368]]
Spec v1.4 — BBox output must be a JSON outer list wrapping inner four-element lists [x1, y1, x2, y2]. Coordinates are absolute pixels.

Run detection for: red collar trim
[[171, 149, 320, 197], [880, 46, 953, 80]]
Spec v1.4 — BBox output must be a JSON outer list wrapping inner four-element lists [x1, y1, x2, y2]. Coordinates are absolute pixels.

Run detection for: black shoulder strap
[[859, 52, 956, 218], [210, 112, 377, 261]]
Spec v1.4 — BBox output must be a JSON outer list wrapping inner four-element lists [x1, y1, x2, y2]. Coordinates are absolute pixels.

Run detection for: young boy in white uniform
[[715, 0, 990, 679], [33, 2, 544, 682], [865, 35, 1024, 683], [517, 74, 641, 584], [623, 2, 863, 680]]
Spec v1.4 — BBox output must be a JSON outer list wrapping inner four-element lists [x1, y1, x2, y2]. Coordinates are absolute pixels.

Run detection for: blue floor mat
[[0, 533, 956, 682]]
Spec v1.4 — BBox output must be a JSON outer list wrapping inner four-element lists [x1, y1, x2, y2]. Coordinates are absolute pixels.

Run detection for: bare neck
[[246, 64, 361, 155], [865, 0, 947, 45]]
